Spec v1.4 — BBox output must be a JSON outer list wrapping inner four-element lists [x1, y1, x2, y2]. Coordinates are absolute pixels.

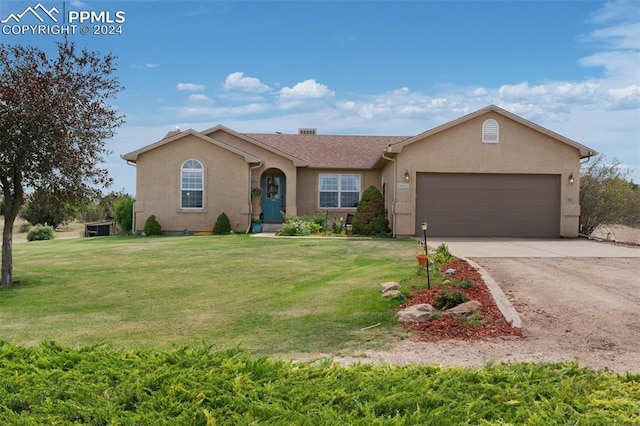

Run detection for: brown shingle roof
[[244, 133, 408, 169]]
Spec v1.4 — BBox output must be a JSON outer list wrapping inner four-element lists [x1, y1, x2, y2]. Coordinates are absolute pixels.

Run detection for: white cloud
[[223, 72, 271, 93], [587, 0, 640, 25], [280, 79, 335, 99], [130, 63, 160, 69], [177, 83, 206, 92], [392, 87, 410, 95], [497, 82, 548, 99], [188, 94, 212, 104]]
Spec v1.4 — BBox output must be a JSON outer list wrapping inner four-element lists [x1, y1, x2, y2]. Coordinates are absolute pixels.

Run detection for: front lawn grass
[[1, 234, 418, 355]]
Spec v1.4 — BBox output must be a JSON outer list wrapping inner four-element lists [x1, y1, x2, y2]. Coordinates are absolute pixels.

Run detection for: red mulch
[[399, 258, 523, 342]]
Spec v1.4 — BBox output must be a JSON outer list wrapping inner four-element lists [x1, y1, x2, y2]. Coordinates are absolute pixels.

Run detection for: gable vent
[[299, 128, 317, 135], [482, 119, 499, 143]]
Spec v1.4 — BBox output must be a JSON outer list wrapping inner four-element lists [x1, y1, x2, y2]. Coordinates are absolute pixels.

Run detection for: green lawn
[[3, 235, 639, 424], [1, 234, 417, 355]]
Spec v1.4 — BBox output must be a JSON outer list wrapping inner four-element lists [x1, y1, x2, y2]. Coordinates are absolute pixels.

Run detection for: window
[[319, 174, 361, 208], [181, 159, 203, 209], [482, 119, 499, 143]]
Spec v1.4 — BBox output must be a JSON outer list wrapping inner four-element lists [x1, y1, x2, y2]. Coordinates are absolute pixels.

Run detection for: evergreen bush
[[351, 186, 389, 236], [434, 290, 469, 309], [143, 215, 162, 236], [26, 224, 55, 241], [213, 212, 232, 235]]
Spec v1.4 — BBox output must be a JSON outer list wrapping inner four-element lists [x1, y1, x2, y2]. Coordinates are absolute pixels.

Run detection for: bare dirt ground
[[334, 257, 640, 374], [4, 217, 85, 243]]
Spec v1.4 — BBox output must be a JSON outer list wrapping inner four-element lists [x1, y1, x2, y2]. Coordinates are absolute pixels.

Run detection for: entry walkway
[[427, 237, 640, 258]]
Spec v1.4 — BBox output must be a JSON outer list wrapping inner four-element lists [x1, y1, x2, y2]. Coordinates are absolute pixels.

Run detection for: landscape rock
[[382, 290, 401, 298], [397, 304, 434, 323], [380, 281, 400, 293], [442, 300, 482, 318]]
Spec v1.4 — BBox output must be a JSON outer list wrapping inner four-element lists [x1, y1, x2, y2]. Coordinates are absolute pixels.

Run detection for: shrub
[[331, 220, 344, 234], [143, 215, 162, 236], [114, 195, 135, 234], [433, 243, 453, 265], [434, 290, 469, 309], [278, 214, 323, 236], [213, 212, 232, 235], [26, 224, 55, 241], [352, 186, 389, 236], [457, 280, 474, 290]]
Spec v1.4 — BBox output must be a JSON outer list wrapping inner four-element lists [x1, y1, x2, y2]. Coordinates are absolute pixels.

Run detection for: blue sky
[[2, 0, 639, 194]]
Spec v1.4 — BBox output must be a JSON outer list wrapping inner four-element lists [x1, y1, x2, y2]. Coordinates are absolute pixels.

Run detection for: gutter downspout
[[382, 150, 397, 237], [247, 161, 263, 233], [124, 158, 137, 233]]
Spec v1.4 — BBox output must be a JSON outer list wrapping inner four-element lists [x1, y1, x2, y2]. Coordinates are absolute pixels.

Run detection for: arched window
[[482, 119, 499, 143], [181, 159, 203, 209]]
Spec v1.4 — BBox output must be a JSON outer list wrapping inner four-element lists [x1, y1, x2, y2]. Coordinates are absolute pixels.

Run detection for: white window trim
[[180, 159, 204, 210], [482, 118, 499, 143], [318, 173, 361, 209]]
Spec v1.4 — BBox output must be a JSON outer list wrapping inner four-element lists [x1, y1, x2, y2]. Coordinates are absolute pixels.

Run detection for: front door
[[261, 173, 285, 222]]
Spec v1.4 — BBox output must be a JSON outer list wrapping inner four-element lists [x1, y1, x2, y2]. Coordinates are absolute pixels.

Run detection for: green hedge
[[0, 342, 638, 424]]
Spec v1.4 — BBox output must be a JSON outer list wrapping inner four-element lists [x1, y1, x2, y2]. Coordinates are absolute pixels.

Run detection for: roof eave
[[121, 129, 262, 164], [204, 125, 308, 167]]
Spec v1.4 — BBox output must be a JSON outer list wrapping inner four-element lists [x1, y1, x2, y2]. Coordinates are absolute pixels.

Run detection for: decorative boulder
[[380, 282, 400, 293], [397, 304, 434, 323], [382, 289, 401, 298], [442, 300, 482, 318]]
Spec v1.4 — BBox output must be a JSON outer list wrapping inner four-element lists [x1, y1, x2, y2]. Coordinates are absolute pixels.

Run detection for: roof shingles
[[244, 133, 407, 169]]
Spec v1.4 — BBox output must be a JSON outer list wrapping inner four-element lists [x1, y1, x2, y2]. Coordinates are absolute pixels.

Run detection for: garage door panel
[[416, 173, 560, 237]]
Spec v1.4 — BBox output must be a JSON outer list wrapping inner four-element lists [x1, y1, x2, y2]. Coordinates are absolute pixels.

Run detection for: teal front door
[[262, 173, 285, 222]]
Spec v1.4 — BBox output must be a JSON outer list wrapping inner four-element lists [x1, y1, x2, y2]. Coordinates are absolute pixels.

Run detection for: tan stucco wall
[[208, 130, 299, 217], [296, 168, 382, 222], [134, 134, 251, 232], [386, 112, 582, 237]]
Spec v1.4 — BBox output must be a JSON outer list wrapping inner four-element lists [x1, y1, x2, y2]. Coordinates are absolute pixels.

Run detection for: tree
[[0, 42, 124, 286], [20, 189, 77, 229], [579, 155, 640, 235], [114, 195, 135, 234], [80, 190, 131, 223], [352, 186, 389, 236]]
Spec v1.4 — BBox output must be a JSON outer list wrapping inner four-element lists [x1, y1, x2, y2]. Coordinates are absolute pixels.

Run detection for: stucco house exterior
[[122, 105, 596, 237]]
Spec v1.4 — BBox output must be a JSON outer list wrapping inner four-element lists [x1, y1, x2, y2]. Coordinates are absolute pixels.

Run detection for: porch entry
[[261, 172, 285, 222]]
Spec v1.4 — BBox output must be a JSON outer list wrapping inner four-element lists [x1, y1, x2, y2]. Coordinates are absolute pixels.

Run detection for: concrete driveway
[[428, 237, 640, 257]]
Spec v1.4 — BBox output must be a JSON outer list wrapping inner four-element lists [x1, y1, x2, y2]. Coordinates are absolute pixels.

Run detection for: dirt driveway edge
[[463, 257, 522, 328]]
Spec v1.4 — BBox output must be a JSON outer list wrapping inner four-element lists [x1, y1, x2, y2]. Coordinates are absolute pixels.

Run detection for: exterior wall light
[[421, 221, 430, 289], [568, 173, 574, 184], [404, 169, 410, 182]]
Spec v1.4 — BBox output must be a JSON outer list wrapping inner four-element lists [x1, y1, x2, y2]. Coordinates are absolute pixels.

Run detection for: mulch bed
[[399, 258, 523, 342]]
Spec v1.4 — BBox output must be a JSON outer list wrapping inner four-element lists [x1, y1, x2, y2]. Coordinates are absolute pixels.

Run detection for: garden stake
[[421, 222, 430, 289]]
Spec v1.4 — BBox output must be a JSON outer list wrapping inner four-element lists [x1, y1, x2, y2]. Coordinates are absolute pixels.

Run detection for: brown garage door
[[415, 173, 560, 237]]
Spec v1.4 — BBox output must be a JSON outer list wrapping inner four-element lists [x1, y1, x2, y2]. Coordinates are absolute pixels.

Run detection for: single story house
[[122, 105, 596, 237]]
